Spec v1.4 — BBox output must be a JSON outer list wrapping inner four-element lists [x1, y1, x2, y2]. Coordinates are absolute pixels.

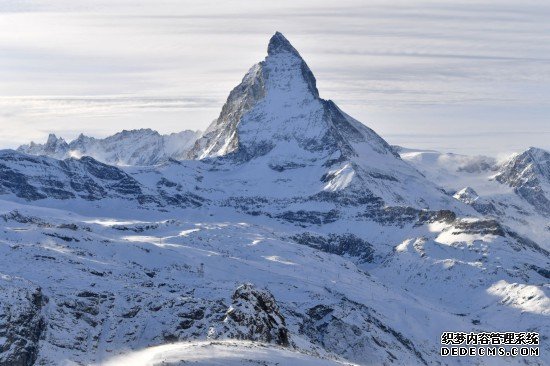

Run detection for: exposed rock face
[[0, 278, 46, 366], [211, 284, 290, 347], [496, 148, 550, 187], [495, 147, 550, 215], [0, 151, 144, 201], [188, 63, 266, 160], [0, 151, 207, 207], [290, 233, 375, 263], [302, 299, 428, 366]]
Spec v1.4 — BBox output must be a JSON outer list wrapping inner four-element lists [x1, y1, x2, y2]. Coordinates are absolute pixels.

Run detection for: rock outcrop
[[210, 284, 290, 347], [0, 277, 46, 366]]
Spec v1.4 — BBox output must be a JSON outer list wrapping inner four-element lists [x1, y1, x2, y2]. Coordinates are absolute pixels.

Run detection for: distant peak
[[46, 134, 66, 146], [267, 32, 300, 57], [525, 146, 549, 157], [46, 133, 58, 144], [73, 133, 93, 143], [456, 186, 479, 197], [116, 128, 159, 137], [508, 147, 550, 164]]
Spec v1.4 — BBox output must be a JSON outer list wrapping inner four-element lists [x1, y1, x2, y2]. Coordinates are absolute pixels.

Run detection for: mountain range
[[18, 129, 200, 166], [1, 32, 548, 366]]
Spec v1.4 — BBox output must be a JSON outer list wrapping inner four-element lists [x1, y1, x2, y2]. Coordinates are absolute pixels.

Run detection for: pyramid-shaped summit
[[188, 32, 459, 209], [188, 31, 324, 160], [267, 31, 301, 56], [188, 32, 375, 160]]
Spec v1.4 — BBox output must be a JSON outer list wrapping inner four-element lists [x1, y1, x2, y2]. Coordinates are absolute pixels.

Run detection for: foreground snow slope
[[100, 340, 355, 366], [0, 33, 548, 366], [0, 192, 548, 366]]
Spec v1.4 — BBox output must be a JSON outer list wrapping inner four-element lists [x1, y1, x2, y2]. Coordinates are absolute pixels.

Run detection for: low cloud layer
[[1, 0, 549, 155]]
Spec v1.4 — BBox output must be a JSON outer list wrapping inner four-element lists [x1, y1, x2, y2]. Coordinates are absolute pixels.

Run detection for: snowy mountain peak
[[45, 134, 69, 155], [453, 186, 479, 202], [46, 133, 64, 146], [19, 133, 70, 159], [264, 32, 319, 99], [525, 146, 550, 160], [188, 32, 323, 160], [267, 31, 300, 57], [187, 33, 460, 209], [496, 147, 550, 186], [494, 146, 550, 215]]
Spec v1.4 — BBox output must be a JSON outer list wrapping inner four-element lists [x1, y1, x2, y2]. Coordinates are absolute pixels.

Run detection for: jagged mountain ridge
[[18, 128, 201, 166], [495, 147, 550, 215]]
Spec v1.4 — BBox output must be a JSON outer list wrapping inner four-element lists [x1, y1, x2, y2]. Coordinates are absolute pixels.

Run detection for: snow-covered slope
[[399, 146, 550, 248], [100, 340, 355, 366], [18, 129, 201, 166], [1, 32, 549, 366], [0, 199, 547, 366], [397, 146, 550, 213]]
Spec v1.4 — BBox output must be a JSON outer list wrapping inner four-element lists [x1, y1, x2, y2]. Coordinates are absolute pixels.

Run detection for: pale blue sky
[[1, 0, 549, 156]]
